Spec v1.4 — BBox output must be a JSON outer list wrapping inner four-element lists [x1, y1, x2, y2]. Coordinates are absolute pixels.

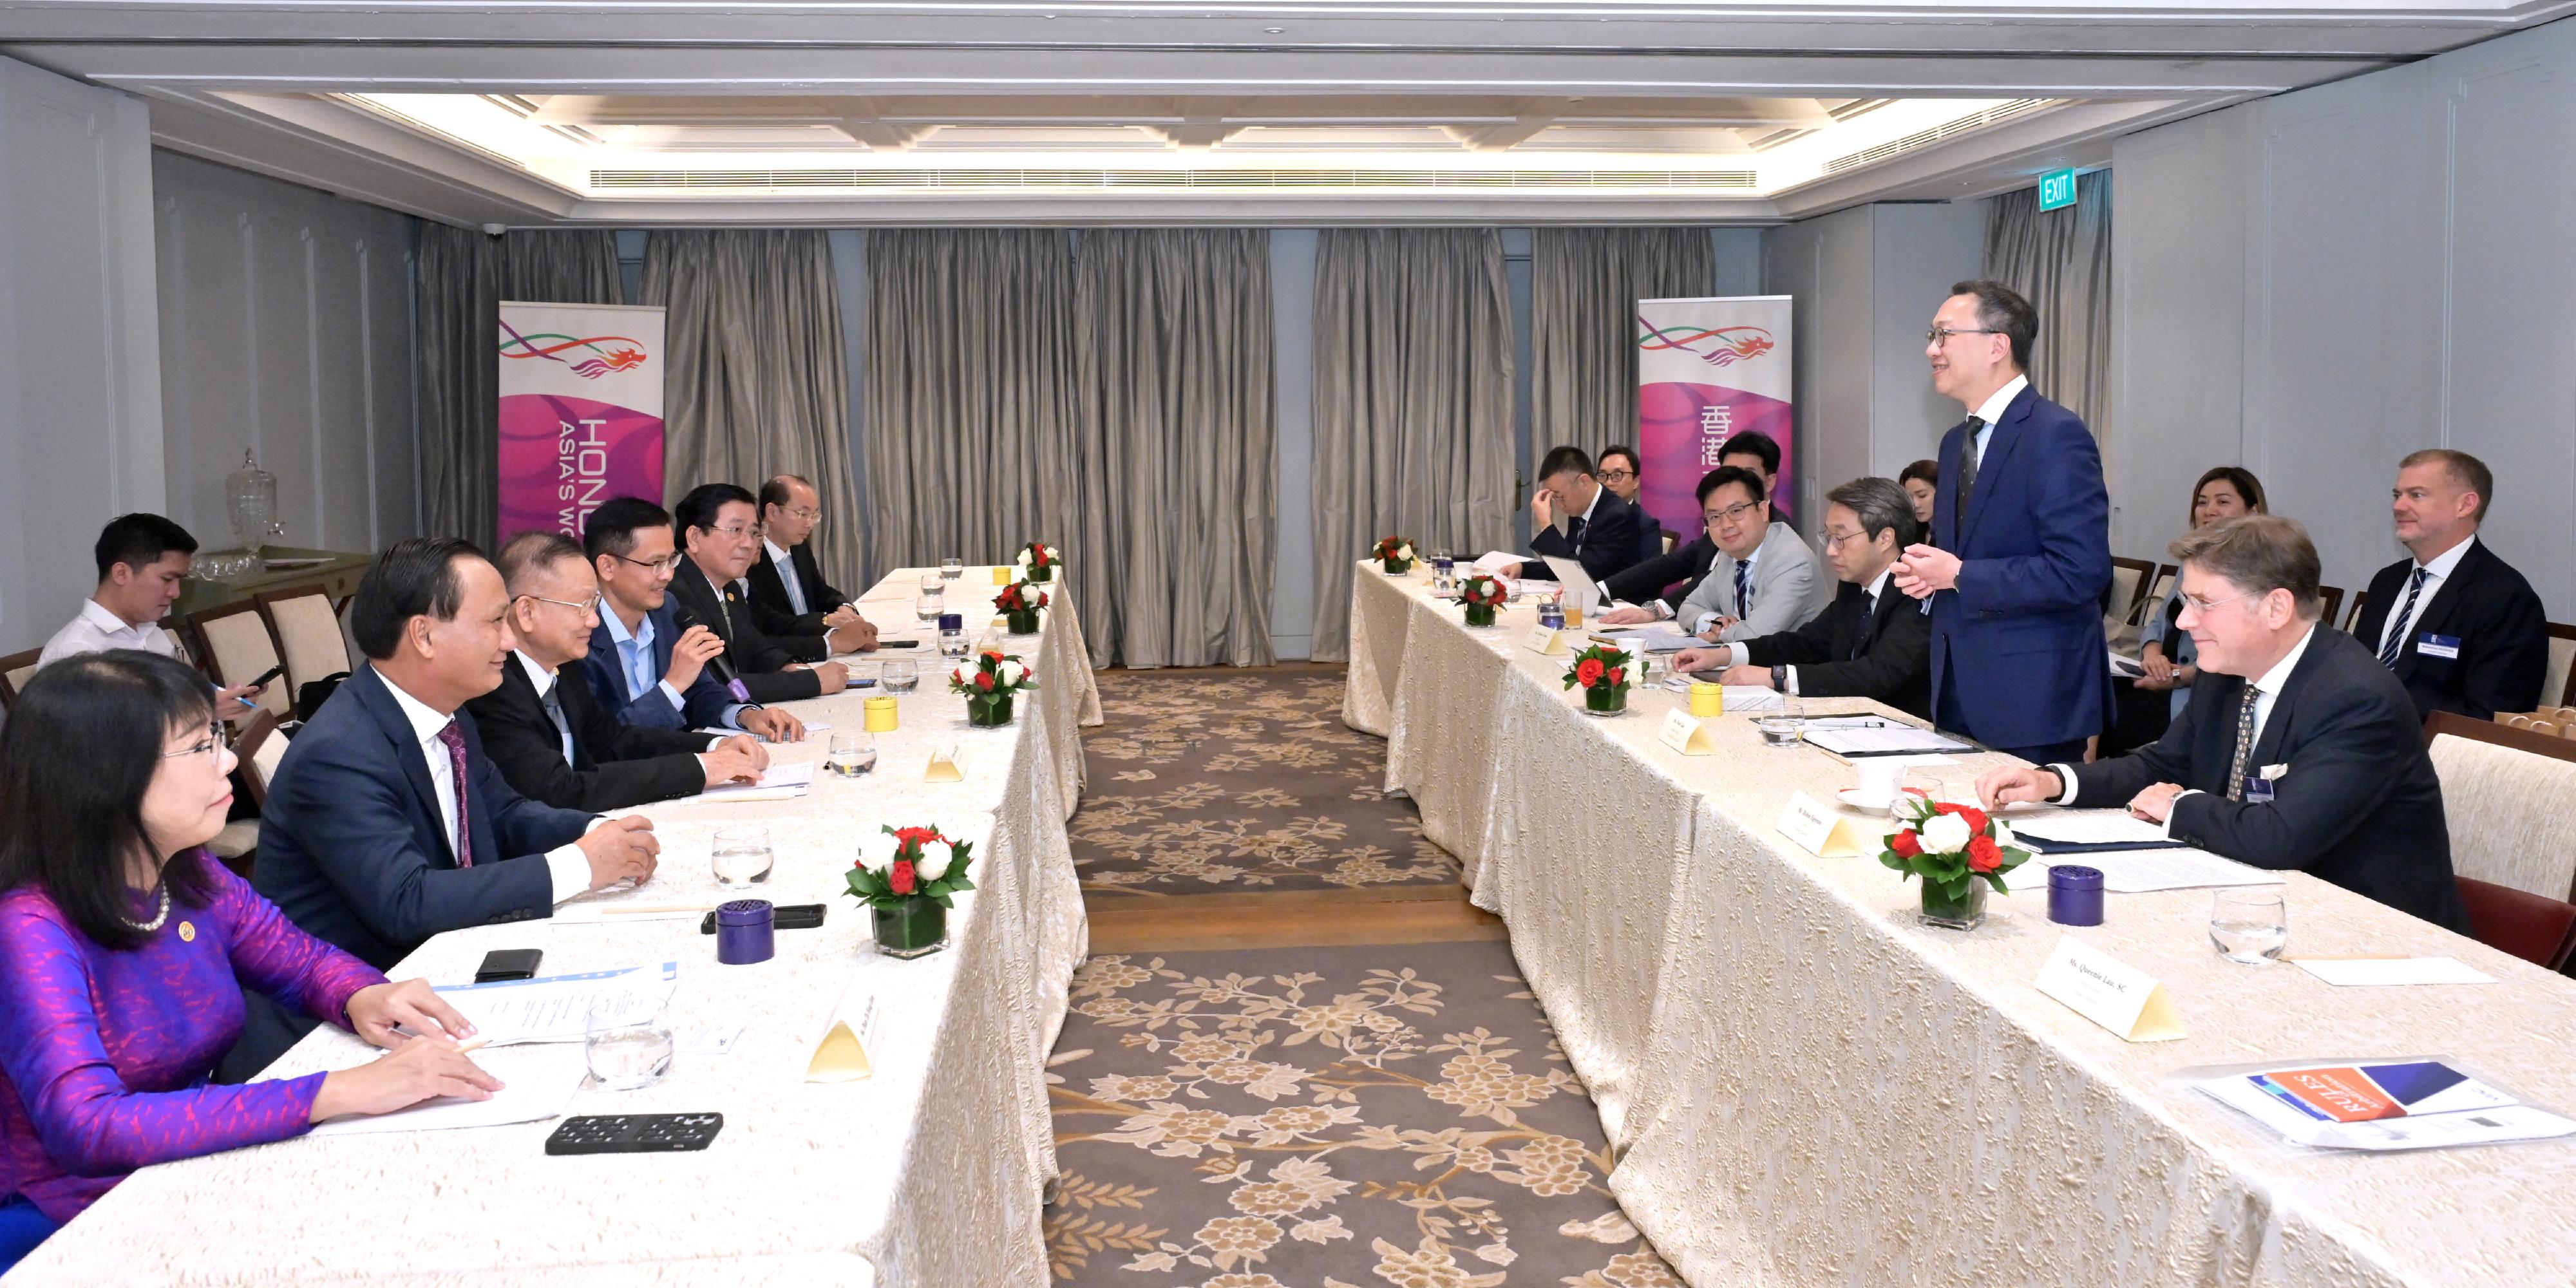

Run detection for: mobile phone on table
[[699, 904, 826, 934], [474, 948, 543, 982], [880, 639, 920, 649]]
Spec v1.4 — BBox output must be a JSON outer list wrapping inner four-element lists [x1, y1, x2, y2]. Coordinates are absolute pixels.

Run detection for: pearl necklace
[[126, 883, 171, 933]]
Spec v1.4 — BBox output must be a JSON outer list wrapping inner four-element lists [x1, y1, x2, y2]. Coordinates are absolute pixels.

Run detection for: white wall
[[153, 151, 420, 560], [0, 55, 163, 656], [2113, 16, 2576, 614]]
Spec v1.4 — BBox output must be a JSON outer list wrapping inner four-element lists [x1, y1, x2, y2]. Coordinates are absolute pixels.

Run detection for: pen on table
[[453, 1036, 490, 1054]]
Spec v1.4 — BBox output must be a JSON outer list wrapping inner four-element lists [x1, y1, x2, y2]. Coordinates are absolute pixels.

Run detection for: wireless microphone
[[669, 605, 753, 703]]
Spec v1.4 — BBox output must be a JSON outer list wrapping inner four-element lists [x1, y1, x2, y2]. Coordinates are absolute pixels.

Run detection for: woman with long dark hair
[[0, 651, 498, 1271], [2136, 467, 2269, 713]]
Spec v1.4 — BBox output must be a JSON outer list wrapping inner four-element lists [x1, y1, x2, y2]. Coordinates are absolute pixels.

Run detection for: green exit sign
[[2037, 168, 2079, 211]]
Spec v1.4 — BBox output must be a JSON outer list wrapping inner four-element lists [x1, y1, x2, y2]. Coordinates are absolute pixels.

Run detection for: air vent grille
[[1822, 99, 2057, 175], [585, 167, 1759, 193]]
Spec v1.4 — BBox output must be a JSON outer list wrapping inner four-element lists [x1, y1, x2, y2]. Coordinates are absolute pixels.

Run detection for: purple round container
[[715, 898, 775, 965], [2048, 865, 2105, 927]]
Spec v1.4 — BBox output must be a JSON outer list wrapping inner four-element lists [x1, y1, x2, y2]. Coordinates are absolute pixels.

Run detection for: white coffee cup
[[1852, 761, 1902, 810]]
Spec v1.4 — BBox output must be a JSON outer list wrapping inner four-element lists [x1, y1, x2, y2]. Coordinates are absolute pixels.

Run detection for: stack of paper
[[2013, 810, 2181, 852], [1800, 723, 1974, 757], [430, 962, 680, 1046], [697, 759, 817, 803], [1470, 551, 1523, 576], [2002, 846, 2284, 893], [2195, 1059, 2575, 1150], [304, 1043, 589, 1136]]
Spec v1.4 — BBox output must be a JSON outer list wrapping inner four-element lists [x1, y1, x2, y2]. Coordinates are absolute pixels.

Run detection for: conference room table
[[14, 569, 1102, 1288], [1344, 562, 2576, 1288]]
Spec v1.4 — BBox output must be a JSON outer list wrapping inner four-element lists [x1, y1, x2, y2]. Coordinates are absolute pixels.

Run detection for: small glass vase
[[1025, 564, 1054, 583], [968, 693, 1016, 727], [1583, 685, 1627, 715], [1006, 608, 1041, 635], [1463, 603, 1496, 627], [1381, 557, 1410, 575], [873, 896, 949, 958], [1918, 879, 1989, 930]]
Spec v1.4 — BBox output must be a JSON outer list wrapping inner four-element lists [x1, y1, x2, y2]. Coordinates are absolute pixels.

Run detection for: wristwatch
[[1770, 665, 1788, 692]]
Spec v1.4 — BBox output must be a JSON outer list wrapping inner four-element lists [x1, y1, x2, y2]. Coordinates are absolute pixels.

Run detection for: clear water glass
[[584, 990, 674, 1092], [940, 557, 963, 580], [2210, 889, 2289, 965], [914, 573, 944, 623], [882, 659, 919, 694], [824, 731, 878, 777], [710, 824, 774, 888]]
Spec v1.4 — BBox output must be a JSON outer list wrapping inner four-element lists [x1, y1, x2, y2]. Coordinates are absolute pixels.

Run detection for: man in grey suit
[[1603, 466, 1828, 643]]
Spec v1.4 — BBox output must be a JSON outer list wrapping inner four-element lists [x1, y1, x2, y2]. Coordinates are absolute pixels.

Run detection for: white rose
[[914, 839, 954, 882], [1014, 549, 1034, 567], [855, 831, 898, 873], [995, 659, 1027, 686], [1396, 542, 1416, 562], [1920, 812, 1972, 855]]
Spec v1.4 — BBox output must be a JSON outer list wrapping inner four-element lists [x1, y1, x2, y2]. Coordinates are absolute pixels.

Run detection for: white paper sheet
[[1801, 724, 1974, 757], [2013, 809, 2179, 849], [2004, 847, 2285, 893], [303, 1043, 589, 1137], [431, 962, 679, 1046], [695, 759, 817, 803], [1471, 551, 1524, 576], [2293, 957, 2497, 987], [1618, 625, 1701, 654]]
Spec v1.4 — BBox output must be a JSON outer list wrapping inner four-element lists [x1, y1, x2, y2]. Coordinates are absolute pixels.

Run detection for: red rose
[[1966, 835, 2002, 873], [1956, 806, 1990, 834], [976, 671, 996, 692], [889, 858, 916, 895], [1605, 667, 1625, 687], [1890, 829, 1922, 858], [1033, 547, 1050, 567], [981, 649, 1003, 663], [1576, 658, 1605, 687]]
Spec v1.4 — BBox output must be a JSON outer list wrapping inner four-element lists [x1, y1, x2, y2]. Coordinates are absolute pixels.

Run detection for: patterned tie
[[1734, 561, 1754, 619], [1956, 416, 1986, 515], [2224, 685, 2260, 802], [2377, 567, 2429, 668], [434, 720, 474, 867], [1566, 513, 1587, 549]]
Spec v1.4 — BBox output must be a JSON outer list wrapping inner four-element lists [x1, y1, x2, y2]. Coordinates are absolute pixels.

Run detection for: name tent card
[[804, 1019, 875, 1083], [1658, 708, 1720, 756], [924, 746, 965, 782], [1523, 626, 1568, 655], [1777, 790, 1880, 858], [2034, 935, 2186, 1042]]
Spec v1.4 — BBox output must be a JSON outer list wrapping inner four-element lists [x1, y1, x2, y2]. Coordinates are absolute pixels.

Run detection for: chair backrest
[[2546, 623, 2576, 708], [236, 709, 289, 810], [2424, 710, 2576, 900], [2341, 587, 2369, 634], [2107, 556, 2153, 621], [254, 587, 352, 696], [2315, 585, 2345, 632], [0, 647, 43, 712], [188, 600, 292, 719], [2454, 876, 2576, 970]]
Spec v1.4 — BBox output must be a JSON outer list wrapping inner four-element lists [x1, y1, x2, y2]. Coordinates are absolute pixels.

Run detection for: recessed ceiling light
[[1265, 27, 1284, 33]]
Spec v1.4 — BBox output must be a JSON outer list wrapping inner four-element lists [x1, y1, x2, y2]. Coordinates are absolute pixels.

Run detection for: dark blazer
[[583, 601, 745, 732], [1605, 533, 1717, 614], [2349, 538, 2548, 722], [465, 656, 717, 813], [667, 558, 824, 704], [744, 542, 848, 638], [253, 665, 595, 969], [1522, 489, 1648, 586], [1926, 384, 2117, 749], [2066, 627, 2470, 933], [1734, 576, 1932, 719]]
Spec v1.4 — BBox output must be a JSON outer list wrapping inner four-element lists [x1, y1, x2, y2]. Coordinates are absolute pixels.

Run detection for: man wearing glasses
[[1892, 279, 2116, 763], [467, 532, 773, 812], [580, 496, 804, 739], [1631, 465, 1828, 644], [668, 484, 851, 705], [745, 473, 876, 649]]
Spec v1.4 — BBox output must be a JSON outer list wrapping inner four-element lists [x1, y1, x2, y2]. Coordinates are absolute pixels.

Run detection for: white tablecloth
[[1349, 560, 2576, 1288], [15, 570, 1101, 1287]]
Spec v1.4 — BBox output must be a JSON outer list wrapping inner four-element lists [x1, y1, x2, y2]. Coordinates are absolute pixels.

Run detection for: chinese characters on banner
[[495, 301, 667, 540], [1634, 296, 1795, 536]]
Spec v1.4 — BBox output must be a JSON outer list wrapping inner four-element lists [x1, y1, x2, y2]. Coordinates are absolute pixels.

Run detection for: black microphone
[[668, 605, 753, 703]]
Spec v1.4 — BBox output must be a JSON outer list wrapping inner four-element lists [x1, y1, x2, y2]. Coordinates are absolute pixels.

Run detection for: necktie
[[1734, 562, 1754, 618], [1566, 513, 1587, 547], [1956, 416, 1985, 516], [1851, 592, 1875, 660], [539, 681, 576, 766], [434, 720, 474, 867], [2377, 567, 2429, 668], [2224, 685, 2260, 802]]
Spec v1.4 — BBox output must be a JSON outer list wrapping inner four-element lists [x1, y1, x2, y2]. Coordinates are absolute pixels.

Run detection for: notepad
[[2014, 810, 2183, 851], [431, 962, 679, 1046], [696, 759, 817, 802], [1801, 723, 1974, 757]]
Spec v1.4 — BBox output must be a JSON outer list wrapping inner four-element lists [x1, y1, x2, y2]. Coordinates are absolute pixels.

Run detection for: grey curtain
[[642, 229, 862, 584], [416, 226, 624, 547], [1985, 169, 2113, 448], [1309, 229, 1517, 663], [1074, 229, 1276, 668], [859, 230, 1086, 596], [1530, 227, 1714, 472]]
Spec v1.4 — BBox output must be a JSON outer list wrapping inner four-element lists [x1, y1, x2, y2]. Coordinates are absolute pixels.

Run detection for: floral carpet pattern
[[1045, 942, 1678, 1288], [1074, 672, 1461, 896]]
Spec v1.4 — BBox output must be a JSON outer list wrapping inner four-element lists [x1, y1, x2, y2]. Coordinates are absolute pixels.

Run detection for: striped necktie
[[1734, 561, 1754, 619], [2377, 567, 2428, 668]]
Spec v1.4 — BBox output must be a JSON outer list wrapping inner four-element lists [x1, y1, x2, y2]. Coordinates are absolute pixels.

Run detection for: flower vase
[[1918, 878, 1989, 930], [873, 896, 949, 958], [1584, 685, 1627, 715], [1463, 603, 1496, 627], [968, 694, 1016, 728], [1026, 564, 1054, 583], [1006, 608, 1041, 635], [1381, 557, 1410, 575]]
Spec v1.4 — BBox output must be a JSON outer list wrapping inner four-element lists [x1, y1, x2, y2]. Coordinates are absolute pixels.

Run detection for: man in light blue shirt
[[578, 496, 804, 741]]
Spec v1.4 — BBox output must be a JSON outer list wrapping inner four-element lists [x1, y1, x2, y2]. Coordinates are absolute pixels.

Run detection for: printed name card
[[1523, 626, 1568, 655], [1657, 708, 1720, 756], [1777, 790, 1879, 858], [2034, 935, 2186, 1042], [924, 748, 965, 782], [805, 1019, 874, 1082]]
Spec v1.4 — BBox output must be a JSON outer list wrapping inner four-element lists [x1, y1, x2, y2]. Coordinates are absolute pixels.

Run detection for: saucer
[[1836, 788, 1896, 812]]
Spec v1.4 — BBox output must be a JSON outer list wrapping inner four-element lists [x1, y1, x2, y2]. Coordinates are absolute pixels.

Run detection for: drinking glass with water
[[711, 824, 774, 888], [824, 732, 877, 777], [940, 556, 963, 580], [915, 573, 944, 623], [2210, 889, 2287, 965], [882, 659, 918, 694], [584, 990, 674, 1092]]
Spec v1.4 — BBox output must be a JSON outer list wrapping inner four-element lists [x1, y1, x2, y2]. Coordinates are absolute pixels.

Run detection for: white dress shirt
[[2050, 623, 2319, 833], [1966, 373, 2030, 464], [379, 671, 594, 905], [515, 651, 578, 765], [1720, 567, 1894, 695], [2375, 533, 2476, 655], [37, 598, 184, 667], [764, 538, 810, 616]]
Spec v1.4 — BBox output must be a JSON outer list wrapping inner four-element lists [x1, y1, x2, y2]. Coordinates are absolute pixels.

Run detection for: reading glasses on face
[[1926, 326, 2003, 345]]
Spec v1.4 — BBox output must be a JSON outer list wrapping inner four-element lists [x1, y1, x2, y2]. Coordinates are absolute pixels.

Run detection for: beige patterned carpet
[[1072, 671, 1462, 898], [1045, 943, 1678, 1288]]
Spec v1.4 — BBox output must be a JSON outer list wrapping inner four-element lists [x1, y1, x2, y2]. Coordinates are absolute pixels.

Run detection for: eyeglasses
[[519, 592, 601, 615], [1926, 326, 2004, 345], [611, 553, 683, 576], [1821, 529, 1870, 551], [779, 507, 821, 522], [1598, 468, 1636, 483], [704, 523, 765, 541], [1704, 500, 1763, 526], [162, 721, 232, 764], [2179, 589, 2270, 616]]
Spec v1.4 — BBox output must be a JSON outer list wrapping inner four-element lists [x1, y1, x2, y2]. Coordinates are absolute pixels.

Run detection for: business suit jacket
[[1674, 521, 1832, 643], [1605, 533, 1717, 614], [583, 601, 745, 733], [745, 542, 849, 638], [667, 558, 825, 704], [1522, 489, 1648, 586], [253, 665, 595, 969], [1734, 576, 1932, 719], [2349, 538, 2548, 721], [2066, 627, 2470, 933], [466, 658, 717, 813], [1926, 384, 2117, 749]]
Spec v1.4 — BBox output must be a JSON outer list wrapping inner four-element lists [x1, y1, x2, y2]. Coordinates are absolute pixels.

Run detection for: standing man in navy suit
[[1892, 280, 2115, 764]]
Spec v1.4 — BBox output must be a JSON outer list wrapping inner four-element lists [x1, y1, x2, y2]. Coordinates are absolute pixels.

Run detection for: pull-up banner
[[1634, 296, 1795, 536], [497, 301, 666, 540]]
